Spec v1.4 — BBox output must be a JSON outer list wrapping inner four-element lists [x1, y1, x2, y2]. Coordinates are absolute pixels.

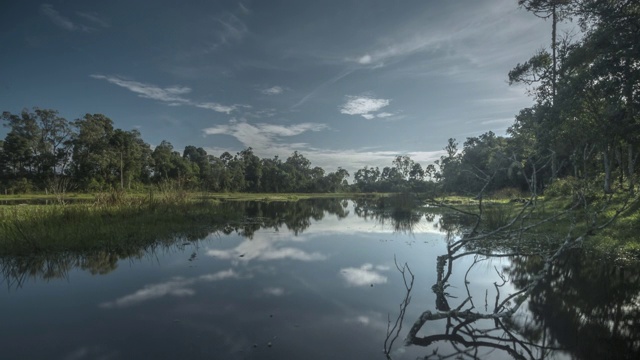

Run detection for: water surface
[[1, 198, 638, 359]]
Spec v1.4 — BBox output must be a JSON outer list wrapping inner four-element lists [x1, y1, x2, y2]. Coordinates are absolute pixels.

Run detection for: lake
[[1, 198, 638, 359]]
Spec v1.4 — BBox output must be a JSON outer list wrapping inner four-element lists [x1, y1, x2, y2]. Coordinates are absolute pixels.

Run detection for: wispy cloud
[[40, 4, 110, 32], [205, 7, 250, 51], [195, 103, 239, 114], [217, 13, 247, 43], [340, 95, 391, 119], [91, 74, 242, 114], [292, 68, 356, 109], [90, 75, 191, 103], [261, 86, 284, 95], [238, 2, 250, 15], [340, 263, 389, 287], [344, 0, 546, 82], [76, 11, 110, 28], [40, 4, 80, 31]]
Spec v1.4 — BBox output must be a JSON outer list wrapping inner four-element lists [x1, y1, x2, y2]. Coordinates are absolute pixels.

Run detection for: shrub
[[544, 177, 579, 198], [492, 187, 526, 199]]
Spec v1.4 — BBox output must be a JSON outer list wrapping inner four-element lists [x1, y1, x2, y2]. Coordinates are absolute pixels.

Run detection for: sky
[[0, 0, 554, 174]]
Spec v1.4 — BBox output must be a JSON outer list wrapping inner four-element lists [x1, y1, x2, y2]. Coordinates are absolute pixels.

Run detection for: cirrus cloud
[[91, 74, 243, 114]]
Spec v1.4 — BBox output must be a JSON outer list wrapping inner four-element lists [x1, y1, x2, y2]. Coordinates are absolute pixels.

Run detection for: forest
[[1, 0, 638, 198]]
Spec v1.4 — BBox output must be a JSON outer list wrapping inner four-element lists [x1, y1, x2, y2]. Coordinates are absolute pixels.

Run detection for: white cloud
[[91, 75, 243, 114], [261, 86, 284, 95], [358, 54, 373, 65], [196, 102, 237, 114], [340, 96, 390, 119], [376, 112, 394, 118], [90, 75, 191, 104], [340, 263, 388, 287], [203, 122, 327, 149], [263, 287, 285, 296]]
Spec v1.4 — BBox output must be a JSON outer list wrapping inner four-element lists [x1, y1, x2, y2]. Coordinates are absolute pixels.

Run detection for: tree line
[[434, 0, 640, 197], [0, 110, 360, 194]]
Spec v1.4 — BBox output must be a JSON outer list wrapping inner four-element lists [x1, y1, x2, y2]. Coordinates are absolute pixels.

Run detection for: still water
[[1, 198, 639, 359]]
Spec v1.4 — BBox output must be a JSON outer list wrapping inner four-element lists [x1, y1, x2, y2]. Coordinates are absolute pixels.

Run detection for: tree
[[151, 140, 175, 182], [110, 129, 152, 189], [238, 147, 262, 192], [518, 0, 575, 101], [71, 114, 115, 189], [2, 108, 72, 186]]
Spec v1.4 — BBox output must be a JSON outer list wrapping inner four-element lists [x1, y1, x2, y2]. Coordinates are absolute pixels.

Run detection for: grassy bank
[[0, 191, 379, 255], [432, 193, 640, 262], [0, 197, 230, 255]]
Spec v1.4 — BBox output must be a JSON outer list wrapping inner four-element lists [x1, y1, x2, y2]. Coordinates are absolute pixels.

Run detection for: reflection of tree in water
[[384, 203, 640, 360], [0, 198, 349, 289], [1, 250, 134, 289], [218, 198, 349, 237], [506, 250, 640, 359], [352, 194, 427, 233], [389, 248, 556, 359]]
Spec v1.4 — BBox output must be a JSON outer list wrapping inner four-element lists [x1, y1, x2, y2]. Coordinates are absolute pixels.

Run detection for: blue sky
[[0, 0, 552, 173]]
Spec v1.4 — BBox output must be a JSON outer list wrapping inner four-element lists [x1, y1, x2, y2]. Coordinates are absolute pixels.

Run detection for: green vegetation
[[0, 193, 365, 256], [0, 193, 225, 255]]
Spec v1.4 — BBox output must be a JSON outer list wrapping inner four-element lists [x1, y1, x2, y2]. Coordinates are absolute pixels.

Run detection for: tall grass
[[0, 190, 229, 255]]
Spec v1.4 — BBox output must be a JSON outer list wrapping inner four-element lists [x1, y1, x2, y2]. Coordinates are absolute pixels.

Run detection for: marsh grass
[[0, 191, 234, 255]]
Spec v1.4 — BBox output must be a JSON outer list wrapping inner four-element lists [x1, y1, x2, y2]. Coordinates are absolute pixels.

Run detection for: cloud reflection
[[205, 232, 326, 262], [340, 263, 388, 287], [100, 269, 239, 308]]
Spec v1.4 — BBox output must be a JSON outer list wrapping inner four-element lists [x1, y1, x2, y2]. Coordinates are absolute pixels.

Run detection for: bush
[[544, 176, 600, 203], [544, 177, 579, 198], [10, 178, 34, 194], [492, 187, 526, 199]]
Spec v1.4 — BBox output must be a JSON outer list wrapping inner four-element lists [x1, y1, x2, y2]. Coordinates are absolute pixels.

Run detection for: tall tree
[[71, 114, 115, 189]]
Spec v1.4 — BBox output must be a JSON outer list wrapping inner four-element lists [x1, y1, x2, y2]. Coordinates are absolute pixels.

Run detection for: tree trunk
[[551, 3, 557, 102], [603, 147, 613, 194], [629, 144, 636, 196], [120, 152, 124, 190], [550, 149, 557, 183], [615, 146, 624, 187]]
